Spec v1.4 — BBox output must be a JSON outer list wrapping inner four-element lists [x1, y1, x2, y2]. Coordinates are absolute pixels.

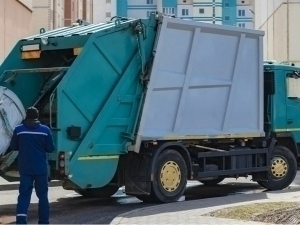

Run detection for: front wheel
[[257, 181, 267, 188], [258, 145, 297, 190], [151, 149, 187, 203]]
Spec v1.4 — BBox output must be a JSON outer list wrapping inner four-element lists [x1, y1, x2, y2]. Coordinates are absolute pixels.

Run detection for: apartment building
[[192, 0, 223, 24], [65, 0, 82, 26], [83, 0, 93, 22], [32, 0, 93, 33], [32, 0, 65, 33], [0, 0, 33, 64], [235, 0, 253, 28], [93, 0, 253, 28], [254, 0, 300, 64]]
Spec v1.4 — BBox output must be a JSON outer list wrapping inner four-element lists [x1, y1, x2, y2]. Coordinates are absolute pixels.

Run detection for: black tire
[[135, 194, 158, 203], [151, 149, 187, 203], [199, 177, 225, 186], [258, 145, 297, 190], [75, 185, 119, 198], [257, 181, 267, 188]]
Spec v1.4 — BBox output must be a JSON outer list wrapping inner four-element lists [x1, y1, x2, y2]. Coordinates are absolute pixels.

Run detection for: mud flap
[[124, 173, 152, 196], [124, 152, 152, 196], [252, 171, 268, 181], [252, 139, 275, 182]]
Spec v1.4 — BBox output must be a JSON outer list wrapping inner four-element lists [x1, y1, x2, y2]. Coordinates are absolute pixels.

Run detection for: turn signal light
[[58, 152, 66, 176], [59, 152, 65, 160], [59, 169, 65, 175]]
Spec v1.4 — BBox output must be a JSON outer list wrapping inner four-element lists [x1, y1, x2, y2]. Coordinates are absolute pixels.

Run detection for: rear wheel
[[151, 149, 187, 203], [75, 185, 119, 198], [257, 145, 297, 190], [199, 177, 224, 186]]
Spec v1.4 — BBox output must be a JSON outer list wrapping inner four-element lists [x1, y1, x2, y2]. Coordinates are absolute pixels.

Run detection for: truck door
[[285, 71, 300, 142]]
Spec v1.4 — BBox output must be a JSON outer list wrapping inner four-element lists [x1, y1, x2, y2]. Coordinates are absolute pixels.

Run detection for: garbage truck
[[1, 13, 300, 203]]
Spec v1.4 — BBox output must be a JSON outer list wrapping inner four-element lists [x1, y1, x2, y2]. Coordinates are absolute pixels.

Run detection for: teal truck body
[[0, 13, 300, 203]]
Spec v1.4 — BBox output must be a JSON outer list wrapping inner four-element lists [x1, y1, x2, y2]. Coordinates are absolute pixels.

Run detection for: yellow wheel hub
[[270, 156, 288, 179], [160, 161, 181, 192]]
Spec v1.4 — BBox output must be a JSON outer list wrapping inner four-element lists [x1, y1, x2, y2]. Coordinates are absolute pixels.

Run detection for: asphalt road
[[1, 174, 300, 224]]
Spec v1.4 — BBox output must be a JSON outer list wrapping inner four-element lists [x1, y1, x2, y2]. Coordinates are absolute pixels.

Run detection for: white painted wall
[[127, 0, 157, 19], [18, 0, 33, 10], [254, 0, 283, 29], [257, 1, 300, 64], [0, 0, 33, 64], [127, 9, 149, 18]]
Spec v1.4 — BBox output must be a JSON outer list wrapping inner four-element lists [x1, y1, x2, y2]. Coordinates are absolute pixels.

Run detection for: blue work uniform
[[10, 120, 55, 224]]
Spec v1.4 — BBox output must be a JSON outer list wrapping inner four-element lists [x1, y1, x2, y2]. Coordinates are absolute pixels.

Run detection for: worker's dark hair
[[26, 107, 39, 120]]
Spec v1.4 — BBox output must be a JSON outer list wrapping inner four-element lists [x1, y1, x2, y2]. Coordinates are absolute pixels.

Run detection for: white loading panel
[[138, 17, 265, 142]]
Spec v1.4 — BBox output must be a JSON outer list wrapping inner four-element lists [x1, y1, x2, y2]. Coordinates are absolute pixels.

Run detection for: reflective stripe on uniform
[[17, 131, 48, 136], [16, 214, 27, 217]]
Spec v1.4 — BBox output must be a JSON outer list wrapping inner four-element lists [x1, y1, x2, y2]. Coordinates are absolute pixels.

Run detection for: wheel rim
[[270, 156, 288, 179], [160, 161, 181, 192]]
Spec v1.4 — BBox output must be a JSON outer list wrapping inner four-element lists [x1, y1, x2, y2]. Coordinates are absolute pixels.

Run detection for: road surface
[[1, 174, 300, 224]]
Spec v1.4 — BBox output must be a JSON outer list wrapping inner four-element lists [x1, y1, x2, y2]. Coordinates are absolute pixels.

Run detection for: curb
[[110, 188, 300, 225], [0, 180, 61, 191], [109, 195, 243, 225], [110, 205, 163, 225]]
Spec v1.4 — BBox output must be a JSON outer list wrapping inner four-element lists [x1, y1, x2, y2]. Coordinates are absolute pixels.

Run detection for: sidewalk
[[0, 177, 61, 191], [110, 188, 300, 225]]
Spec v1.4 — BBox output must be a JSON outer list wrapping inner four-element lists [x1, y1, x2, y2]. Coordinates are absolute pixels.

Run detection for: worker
[[10, 106, 55, 224]]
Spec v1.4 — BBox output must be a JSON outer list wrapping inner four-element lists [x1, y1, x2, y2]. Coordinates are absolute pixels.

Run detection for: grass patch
[[205, 202, 300, 221]]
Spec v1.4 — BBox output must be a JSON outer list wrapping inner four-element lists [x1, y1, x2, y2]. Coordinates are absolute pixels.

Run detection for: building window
[[225, 16, 230, 20], [163, 7, 175, 15], [238, 23, 245, 28], [224, 2, 229, 7], [106, 12, 111, 18], [147, 11, 154, 17], [199, 8, 204, 14], [58, 14, 61, 27], [106, 0, 111, 3], [147, 0, 153, 4], [50, 9, 53, 22], [182, 9, 189, 16], [238, 9, 245, 16]]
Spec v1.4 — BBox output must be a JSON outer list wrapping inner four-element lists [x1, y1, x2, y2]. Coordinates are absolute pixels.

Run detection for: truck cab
[[264, 63, 300, 163]]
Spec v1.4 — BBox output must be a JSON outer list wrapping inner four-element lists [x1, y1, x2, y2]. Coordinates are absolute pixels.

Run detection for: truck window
[[287, 74, 300, 99], [264, 71, 275, 95]]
